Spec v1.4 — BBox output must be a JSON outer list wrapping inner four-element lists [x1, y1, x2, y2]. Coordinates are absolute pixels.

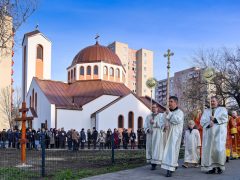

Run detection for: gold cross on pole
[[163, 49, 174, 107]]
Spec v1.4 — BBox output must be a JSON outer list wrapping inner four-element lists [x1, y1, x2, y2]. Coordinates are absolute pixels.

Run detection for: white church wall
[[97, 93, 151, 132], [56, 95, 119, 130], [26, 79, 52, 130]]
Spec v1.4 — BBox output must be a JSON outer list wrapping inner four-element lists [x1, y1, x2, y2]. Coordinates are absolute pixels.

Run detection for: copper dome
[[71, 42, 122, 66]]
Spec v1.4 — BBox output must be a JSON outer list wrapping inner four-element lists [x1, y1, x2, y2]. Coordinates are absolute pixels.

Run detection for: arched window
[[128, 111, 134, 129], [32, 89, 35, 109], [87, 66, 91, 75], [110, 67, 114, 76], [118, 115, 124, 128], [71, 70, 73, 79], [138, 117, 143, 129], [116, 68, 120, 78], [37, 45, 43, 60], [35, 93, 37, 112], [94, 65, 98, 75], [29, 96, 32, 108], [68, 71, 70, 81], [103, 66, 108, 75], [36, 44, 43, 79], [74, 68, 76, 79], [80, 66, 84, 75]]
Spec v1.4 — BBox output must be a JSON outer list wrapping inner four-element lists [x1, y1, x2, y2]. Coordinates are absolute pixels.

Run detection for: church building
[[22, 30, 164, 132]]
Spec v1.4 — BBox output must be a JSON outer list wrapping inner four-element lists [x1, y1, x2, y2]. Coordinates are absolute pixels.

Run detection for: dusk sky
[[13, 0, 240, 88]]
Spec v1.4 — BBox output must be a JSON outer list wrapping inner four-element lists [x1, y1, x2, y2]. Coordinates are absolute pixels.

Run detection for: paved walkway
[[83, 160, 240, 180]]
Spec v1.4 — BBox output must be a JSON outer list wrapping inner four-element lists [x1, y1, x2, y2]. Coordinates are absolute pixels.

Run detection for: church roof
[[70, 42, 122, 67], [34, 78, 130, 109]]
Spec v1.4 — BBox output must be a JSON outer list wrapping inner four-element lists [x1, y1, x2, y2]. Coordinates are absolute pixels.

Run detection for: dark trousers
[[87, 140, 91, 149], [80, 142, 85, 149], [93, 140, 97, 149], [68, 141, 72, 150]]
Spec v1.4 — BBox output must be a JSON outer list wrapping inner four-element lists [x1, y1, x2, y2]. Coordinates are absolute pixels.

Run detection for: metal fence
[[0, 138, 147, 180]]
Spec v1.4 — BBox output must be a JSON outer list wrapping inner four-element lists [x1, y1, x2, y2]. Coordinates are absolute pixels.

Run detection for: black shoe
[[206, 168, 215, 174], [217, 167, 223, 174], [151, 164, 156, 170], [166, 170, 172, 177]]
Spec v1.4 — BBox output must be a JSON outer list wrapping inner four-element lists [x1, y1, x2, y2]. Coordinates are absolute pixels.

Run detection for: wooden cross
[[15, 102, 33, 165]]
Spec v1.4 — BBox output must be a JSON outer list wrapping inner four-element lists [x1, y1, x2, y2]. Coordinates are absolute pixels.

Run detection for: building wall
[[136, 49, 153, 97], [22, 33, 51, 100], [26, 79, 52, 130], [56, 95, 119, 130], [97, 93, 151, 133], [0, 16, 13, 129], [108, 41, 153, 97], [155, 77, 175, 106]]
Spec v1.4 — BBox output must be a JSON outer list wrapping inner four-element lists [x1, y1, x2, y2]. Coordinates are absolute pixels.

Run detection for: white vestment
[[200, 106, 228, 171], [144, 113, 165, 164], [184, 129, 201, 163], [161, 109, 184, 171]]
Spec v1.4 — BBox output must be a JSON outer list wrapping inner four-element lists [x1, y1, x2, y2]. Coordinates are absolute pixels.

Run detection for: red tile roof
[[34, 78, 131, 109], [71, 42, 122, 67], [139, 96, 166, 112]]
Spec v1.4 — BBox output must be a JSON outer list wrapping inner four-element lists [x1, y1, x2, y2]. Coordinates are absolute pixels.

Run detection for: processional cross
[[164, 49, 174, 107]]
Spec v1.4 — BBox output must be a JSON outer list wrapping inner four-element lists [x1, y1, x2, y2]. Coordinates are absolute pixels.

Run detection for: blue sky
[[13, 0, 240, 88]]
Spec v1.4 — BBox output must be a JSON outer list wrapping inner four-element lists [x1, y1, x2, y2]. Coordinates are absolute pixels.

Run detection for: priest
[[161, 96, 184, 177], [144, 103, 165, 170], [200, 96, 228, 174]]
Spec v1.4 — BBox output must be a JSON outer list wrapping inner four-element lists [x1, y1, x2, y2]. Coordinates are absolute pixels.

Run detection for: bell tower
[[22, 29, 51, 100]]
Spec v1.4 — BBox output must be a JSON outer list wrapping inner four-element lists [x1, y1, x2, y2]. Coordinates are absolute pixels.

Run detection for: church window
[[68, 71, 70, 81], [116, 68, 120, 78], [80, 66, 84, 75], [128, 111, 134, 129], [118, 115, 124, 128], [94, 65, 98, 75], [32, 89, 35, 109], [138, 117, 143, 128], [37, 45, 43, 60], [110, 67, 114, 76], [74, 68, 76, 79], [103, 66, 108, 75], [71, 70, 73, 79], [29, 96, 32, 108], [35, 93, 37, 113], [87, 66, 91, 75]]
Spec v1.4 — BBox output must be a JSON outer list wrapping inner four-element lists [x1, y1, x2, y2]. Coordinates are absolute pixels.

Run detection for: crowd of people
[[0, 126, 147, 151]]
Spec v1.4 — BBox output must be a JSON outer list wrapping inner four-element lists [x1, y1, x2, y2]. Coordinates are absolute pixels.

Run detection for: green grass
[[52, 163, 146, 180], [0, 167, 40, 180]]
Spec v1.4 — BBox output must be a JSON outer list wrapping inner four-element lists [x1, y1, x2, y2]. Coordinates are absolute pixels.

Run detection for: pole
[[111, 133, 115, 164], [41, 131, 46, 177], [21, 102, 26, 164], [150, 89, 153, 109]]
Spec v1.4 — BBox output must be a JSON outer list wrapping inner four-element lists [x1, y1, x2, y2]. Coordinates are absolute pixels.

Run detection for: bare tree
[[0, 86, 12, 128], [12, 86, 22, 126], [0, 0, 37, 50], [189, 48, 240, 109]]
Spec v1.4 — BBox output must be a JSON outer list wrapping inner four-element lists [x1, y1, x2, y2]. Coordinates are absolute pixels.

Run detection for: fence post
[[41, 132, 46, 177], [111, 134, 115, 164]]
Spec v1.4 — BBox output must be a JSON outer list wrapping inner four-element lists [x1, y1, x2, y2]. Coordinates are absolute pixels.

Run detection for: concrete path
[[82, 160, 240, 180]]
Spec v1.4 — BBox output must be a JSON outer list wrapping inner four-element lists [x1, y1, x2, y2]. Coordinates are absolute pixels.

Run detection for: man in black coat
[[92, 127, 98, 149], [59, 128, 66, 149]]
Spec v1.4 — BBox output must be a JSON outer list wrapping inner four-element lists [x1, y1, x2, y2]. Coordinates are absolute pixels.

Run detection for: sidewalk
[[82, 160, 240, 180]]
